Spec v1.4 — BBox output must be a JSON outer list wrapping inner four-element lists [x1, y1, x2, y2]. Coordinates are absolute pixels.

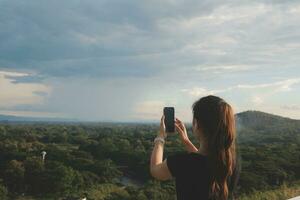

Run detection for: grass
[[238, 182, 300, 200]]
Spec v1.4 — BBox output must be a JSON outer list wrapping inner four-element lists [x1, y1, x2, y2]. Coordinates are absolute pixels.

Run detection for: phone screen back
[[164, 107, 175, 133]]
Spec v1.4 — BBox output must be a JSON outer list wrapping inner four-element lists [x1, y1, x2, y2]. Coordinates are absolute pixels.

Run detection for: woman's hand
[[175, 118, 190, 142], [158, 115, 167, 138], [175, 118, 198, 153]]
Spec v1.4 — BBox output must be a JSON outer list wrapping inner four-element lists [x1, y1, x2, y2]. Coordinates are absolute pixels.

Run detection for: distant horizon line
[[0, 110, 299, 123]]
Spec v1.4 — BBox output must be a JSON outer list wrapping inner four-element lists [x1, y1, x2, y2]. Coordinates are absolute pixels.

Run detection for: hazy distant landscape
[[0, 110, 299, 200]]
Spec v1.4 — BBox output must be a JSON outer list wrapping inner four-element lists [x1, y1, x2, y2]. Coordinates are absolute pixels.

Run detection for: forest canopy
[[0, 110, 299, 199]]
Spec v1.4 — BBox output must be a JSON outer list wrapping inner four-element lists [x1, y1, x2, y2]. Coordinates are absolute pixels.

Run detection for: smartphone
[[163, 107, 175, 133]]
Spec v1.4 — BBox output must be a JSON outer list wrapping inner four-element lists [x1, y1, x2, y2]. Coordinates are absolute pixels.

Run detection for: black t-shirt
[[166, 152, 240, 200]]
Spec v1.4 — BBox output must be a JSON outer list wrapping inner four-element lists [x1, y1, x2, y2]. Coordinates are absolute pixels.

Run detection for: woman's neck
[[197, 141, 209, 156]]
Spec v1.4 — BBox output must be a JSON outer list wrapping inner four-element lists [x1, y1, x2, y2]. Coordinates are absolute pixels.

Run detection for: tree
[[0, 180, 8, 200], [24, 157, 45, 195], [92, 159, 122, 183], [3, 160, 25, 194], [44, 161, 79, 196]]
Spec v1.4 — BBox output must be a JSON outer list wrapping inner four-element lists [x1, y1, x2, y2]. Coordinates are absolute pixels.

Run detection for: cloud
[[0, 0, 223, 78], [181, 87, 213, 97], [0, 0, 300, 120], [0, 71, 29, 77], [236, 78, 300, 93], [132, 100, 166, 120], [280, 104, 300, 111], [1, 0, 300, 79], [0, 70, 51, 108], [180, 78, 300, 111], [0, 110, 67, 118], [193, 64, 253, 74], [182, 78, 300, 97], [251, 96, 264, 105]]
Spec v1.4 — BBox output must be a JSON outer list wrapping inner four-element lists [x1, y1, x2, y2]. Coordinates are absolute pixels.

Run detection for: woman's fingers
[[175, 120, 185, 130], [160, 115, 166, 130], [175, 125, 183, 136], [176, 118, 182, 123], [181, 122, 186, 128], [175, 124, 187, 141], [175, 124, 183, 135], [161, 115, 165, 125], [175, 117, 187, 134], [176, 118, 184, 126]]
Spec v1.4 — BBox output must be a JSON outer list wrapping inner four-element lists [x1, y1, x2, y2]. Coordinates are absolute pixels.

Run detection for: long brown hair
[[192, 95, 236, 200]]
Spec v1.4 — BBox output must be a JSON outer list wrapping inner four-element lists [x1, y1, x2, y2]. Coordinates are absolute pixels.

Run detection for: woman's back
[[167, 152, 240, 200], [150, 95, 240, 200]]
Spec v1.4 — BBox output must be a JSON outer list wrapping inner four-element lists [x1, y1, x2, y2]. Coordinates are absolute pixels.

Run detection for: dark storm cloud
[[1, 0, 299, 80], [0, 0, 224, 78]]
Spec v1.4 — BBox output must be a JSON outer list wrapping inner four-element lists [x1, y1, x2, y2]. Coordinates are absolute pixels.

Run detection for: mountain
[[235, 110, 300, 143], [0, 114, 76, 122], [236, 110, 300, 131], [236, 110, 300, 127]]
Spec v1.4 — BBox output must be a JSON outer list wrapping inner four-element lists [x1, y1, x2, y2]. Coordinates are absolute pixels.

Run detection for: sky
[[0, 0, 300, 122]]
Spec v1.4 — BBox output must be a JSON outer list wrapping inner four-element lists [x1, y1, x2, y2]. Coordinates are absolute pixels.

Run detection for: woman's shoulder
[[189, 152, 208, 159], [166, 152, 208, 178], [169, 151, 207, 157], [167, 151, 208, 165]]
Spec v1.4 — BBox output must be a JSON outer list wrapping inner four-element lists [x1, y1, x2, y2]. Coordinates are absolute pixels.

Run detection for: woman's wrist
[[183, 138, 192, 146], [158, 131, 167, 139], [182, 138, 198, 152], [181, 136, 190, 143], [154, 135, 165, 145]]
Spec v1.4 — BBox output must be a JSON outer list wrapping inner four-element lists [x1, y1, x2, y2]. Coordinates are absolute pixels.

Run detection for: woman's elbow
[[150, 167, 159, 179], [150, 166, 170, 181]]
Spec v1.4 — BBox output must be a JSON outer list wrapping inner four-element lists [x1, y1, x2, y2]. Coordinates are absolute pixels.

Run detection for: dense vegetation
[[0, 111, 299, 199]]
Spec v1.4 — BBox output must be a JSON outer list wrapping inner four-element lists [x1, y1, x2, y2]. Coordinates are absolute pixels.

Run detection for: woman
[[150, 95, 241, 200]]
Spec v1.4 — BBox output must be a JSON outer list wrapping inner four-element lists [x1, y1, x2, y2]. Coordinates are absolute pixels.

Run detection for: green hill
[[236, 110, 300, 130], [234, 110, 300, 144]]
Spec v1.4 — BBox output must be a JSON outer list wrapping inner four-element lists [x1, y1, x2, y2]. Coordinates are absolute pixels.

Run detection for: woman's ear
[[193, 118, 203, 139], [192, 118, 198, 132], [193, 118, 198, 128]]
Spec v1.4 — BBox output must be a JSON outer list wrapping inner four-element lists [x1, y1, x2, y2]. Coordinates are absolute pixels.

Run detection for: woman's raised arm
[[150, 115, 172, 181], [175, 118, 198, 153]]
